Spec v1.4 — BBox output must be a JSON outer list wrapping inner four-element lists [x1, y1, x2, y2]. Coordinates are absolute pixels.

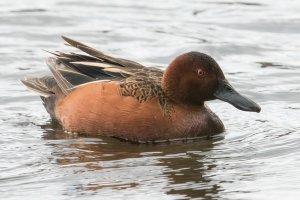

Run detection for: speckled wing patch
[[119, 67, 174, 117]]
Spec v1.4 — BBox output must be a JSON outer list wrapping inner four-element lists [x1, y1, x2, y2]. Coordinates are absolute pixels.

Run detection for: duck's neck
[[162, 64, 204, 106]]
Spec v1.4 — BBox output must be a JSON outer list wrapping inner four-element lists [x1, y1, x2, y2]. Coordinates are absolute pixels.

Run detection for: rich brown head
[[162, 52, 261, 112]]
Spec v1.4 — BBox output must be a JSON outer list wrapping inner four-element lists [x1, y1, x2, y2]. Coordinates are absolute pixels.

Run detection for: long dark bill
[[214, 79, 261, 113]]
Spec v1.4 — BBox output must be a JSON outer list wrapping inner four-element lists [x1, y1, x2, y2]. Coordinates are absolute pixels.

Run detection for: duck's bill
[[214, 79, 261, 113]]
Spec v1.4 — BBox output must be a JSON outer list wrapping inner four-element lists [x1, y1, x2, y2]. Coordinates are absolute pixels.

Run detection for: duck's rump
[[21, 76, 62, 119]]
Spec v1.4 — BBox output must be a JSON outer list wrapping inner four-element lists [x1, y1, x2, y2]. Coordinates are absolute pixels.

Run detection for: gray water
[[0, 0, 300, 199]]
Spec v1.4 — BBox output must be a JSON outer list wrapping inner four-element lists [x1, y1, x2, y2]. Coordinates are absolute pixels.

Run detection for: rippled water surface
[[1, 0, 300, 199]]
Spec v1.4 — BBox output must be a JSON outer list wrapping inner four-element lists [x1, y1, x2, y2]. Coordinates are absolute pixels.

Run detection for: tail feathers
[[21, 76, 57, 97]]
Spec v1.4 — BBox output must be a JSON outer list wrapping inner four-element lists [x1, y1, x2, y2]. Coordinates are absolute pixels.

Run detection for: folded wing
[[44, 36, 146, 94]]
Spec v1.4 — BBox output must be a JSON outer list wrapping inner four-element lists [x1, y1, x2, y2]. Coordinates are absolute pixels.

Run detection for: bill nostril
[[225, 86, 233, 92]]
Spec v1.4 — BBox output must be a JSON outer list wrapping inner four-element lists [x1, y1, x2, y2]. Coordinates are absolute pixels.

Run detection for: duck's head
[[162, 52, 261, 112]]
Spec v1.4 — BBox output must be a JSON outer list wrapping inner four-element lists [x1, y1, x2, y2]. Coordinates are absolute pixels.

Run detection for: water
[[0, 0, 300, 199]]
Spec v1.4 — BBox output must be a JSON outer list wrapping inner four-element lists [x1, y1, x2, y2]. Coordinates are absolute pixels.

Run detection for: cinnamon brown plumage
[[22, 36, 260, 142]]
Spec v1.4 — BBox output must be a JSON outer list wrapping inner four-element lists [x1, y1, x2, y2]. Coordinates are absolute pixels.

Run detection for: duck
[[22, 36, 261, 142]]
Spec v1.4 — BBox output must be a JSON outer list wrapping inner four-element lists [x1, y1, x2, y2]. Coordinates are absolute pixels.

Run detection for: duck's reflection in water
[[41, 120, 224, 199]]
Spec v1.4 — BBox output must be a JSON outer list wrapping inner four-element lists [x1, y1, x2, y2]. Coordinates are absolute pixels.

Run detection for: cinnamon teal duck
[[22, 36, 261, 142]]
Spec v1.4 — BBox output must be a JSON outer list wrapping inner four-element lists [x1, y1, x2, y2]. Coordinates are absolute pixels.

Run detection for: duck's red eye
[[197, 69, 205, 77]]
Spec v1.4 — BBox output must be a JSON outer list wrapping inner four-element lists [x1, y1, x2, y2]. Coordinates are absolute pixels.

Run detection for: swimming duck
[[22, 36, 260, 142]]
